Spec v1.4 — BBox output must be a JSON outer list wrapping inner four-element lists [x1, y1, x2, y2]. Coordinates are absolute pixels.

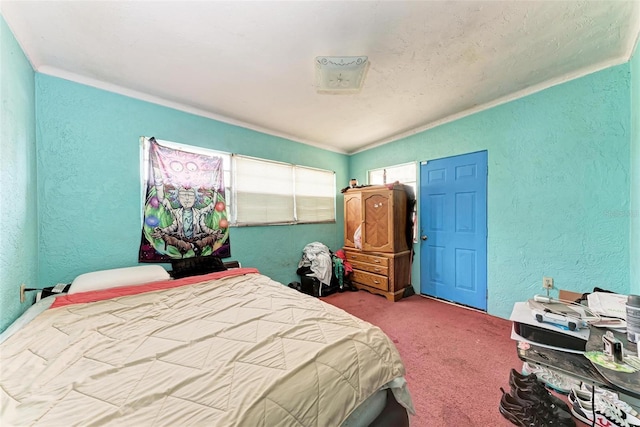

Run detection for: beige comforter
[[1, 272, 407, 426]]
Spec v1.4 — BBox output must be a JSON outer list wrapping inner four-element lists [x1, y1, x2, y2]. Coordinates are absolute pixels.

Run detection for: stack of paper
[[587, 292, 628, 330]]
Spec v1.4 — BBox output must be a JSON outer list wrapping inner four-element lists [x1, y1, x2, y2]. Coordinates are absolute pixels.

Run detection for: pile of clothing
[[295, 242, 356, 296]]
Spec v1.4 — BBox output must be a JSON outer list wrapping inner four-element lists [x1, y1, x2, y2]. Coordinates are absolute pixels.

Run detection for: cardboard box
[[558, 289, 583, 303]]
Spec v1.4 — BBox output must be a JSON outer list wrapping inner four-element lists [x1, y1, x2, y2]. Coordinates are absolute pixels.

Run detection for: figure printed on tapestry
[[139, 137, 231, 262]]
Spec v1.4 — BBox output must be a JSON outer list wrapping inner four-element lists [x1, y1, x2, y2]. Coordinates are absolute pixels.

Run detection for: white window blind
[[234, 156, 295, 225], [369, 162, 416, 187], [295, 166, 335, 223]]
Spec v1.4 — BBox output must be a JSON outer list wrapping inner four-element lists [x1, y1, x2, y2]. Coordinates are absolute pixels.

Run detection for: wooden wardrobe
[[343, 184, 412, 301]]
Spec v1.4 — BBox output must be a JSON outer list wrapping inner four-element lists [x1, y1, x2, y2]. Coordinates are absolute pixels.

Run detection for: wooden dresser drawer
[[345, 251, 389, 267], [350, 260, 388, 276], [352, 270, 388, 291]]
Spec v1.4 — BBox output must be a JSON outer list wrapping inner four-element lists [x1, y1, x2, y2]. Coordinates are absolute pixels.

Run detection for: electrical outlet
[[543, 277, 554, 290], [20, 284, 26, 303]]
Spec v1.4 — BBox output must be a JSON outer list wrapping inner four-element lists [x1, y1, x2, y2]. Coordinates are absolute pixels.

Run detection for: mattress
[[0, 268, 413, 426]]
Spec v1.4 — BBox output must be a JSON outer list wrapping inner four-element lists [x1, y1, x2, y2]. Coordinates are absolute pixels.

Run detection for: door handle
[[421, 235, 428, 241]]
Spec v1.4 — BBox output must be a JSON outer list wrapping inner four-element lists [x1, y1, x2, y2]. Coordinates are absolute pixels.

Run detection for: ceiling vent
[[315, 56, 369, 94]]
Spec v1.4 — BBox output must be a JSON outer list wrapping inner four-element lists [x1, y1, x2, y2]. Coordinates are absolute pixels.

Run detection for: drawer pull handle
[[374, 268, 380, 272], [374, 260, 380, 263], [374, 280, 380, 284]]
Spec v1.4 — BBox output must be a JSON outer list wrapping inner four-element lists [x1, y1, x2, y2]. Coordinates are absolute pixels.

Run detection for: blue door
[[419, 151, 487, 310]]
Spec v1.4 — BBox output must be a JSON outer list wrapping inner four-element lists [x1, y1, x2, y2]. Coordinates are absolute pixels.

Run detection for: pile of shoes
[[499, 367, 576, 426], [499, 363, 640, 427], [569, 383, 640, 427]]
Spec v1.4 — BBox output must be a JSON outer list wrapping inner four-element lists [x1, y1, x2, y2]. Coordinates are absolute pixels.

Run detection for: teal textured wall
[[0, 16, 38, 331], [34, 75, 347, 290], [351, 65, 632, 319], [631, 39, 640, 296]]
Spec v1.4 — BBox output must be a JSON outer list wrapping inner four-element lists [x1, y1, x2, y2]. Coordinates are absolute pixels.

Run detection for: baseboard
[[418, 294, 486, 314]]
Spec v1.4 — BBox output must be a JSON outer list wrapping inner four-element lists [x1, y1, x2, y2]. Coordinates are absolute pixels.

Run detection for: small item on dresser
[[602, 331, 624, 363]]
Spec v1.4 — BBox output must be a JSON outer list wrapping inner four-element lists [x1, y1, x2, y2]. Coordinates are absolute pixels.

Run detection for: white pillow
[[68, 265, 170, 294]]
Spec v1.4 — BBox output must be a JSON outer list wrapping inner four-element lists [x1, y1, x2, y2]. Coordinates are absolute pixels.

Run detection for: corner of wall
[[630, 37, 640, 295], [0, 15, 38, 332]]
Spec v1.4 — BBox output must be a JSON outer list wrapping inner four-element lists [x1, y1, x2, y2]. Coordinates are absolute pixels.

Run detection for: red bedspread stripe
[[50, 268, 260, 308]]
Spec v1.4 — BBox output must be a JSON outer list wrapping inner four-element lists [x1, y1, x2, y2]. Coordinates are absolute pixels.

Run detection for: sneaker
[[522, 362, 581, 394], [510, 368, 538, 385], [569, 388, 640, 427], [509, 369, 571, 415], [499, 387, 570, 426], [512, 387, 575, 426], [578, 383, 639, 417]]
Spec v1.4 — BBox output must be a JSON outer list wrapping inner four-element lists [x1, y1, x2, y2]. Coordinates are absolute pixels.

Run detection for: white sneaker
[[579, 383, 638, 417], [521, 362, 580, 393], [569, 387, 640, 427]]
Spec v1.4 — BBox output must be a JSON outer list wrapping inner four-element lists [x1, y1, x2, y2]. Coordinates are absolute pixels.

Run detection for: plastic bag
[[354, 224, 362, 249]]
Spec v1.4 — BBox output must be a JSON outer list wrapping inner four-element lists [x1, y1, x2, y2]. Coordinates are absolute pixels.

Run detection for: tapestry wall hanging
[[139, 137, 231, 262]]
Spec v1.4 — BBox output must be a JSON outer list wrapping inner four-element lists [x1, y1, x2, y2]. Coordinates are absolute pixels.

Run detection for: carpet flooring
[[323, 290, 590, 427]]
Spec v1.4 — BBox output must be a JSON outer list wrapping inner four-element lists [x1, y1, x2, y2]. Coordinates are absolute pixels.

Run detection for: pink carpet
[[323, 290, 588, 427]]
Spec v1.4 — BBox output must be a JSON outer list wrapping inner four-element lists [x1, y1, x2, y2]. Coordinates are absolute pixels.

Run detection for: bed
[[0, 266, 414, 426]]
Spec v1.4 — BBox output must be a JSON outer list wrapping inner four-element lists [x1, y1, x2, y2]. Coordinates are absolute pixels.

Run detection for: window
[[368, 162, 417, 196], [368, 162, 418, 242], [141, 138, 335, 227], [294, 166, 335, 223], [233, 156, 294, 224], [233, 155, 335, 225]]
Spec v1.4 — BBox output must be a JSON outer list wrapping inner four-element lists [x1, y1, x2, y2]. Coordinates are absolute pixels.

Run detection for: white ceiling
[[2, 1, 639, 154]]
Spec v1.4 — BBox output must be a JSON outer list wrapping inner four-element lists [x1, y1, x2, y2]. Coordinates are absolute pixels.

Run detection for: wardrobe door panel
[[362, 191, 393, 252], [344, 192, 362, 248]]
